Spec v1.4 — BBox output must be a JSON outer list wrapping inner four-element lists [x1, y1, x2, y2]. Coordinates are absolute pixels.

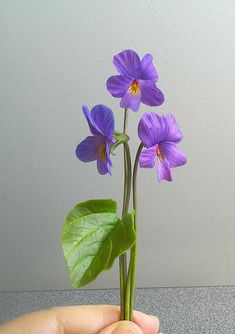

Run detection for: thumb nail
[[111, 321, 143, 334]]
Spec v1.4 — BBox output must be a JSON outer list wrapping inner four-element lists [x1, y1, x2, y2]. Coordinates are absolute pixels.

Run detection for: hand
[[0, 304, 160, 334]]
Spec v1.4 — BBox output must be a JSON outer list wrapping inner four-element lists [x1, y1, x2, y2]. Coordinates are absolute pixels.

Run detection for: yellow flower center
[[156, 145, 164, 162], [98, 143, 107, 161], [128, 80, 140, 96]]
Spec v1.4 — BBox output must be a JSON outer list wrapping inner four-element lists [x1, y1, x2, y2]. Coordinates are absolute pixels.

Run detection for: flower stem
[[126, 143, 143, 320], [119, 108, 131, 320], [123, 108, 128, 133], [123, 142, 132, 320]]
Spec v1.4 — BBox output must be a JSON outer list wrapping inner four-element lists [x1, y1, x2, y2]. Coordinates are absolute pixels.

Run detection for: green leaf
[[62, 199, 136, 288], [66, 199, 117, 223]]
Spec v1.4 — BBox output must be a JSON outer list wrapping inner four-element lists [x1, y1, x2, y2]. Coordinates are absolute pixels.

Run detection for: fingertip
[[133, 310, 160, 334], [99, 320, 143, 334]]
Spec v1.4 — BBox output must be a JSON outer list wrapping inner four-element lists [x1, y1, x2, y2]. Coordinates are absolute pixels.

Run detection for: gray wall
[[1, 1, 234, 292]]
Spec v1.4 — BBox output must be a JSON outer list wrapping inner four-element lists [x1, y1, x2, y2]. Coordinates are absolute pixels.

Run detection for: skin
[[0, 305, 160, 334]]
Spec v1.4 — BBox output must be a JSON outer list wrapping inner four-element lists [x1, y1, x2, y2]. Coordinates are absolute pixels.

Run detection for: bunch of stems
[[119, 108, 143, 320]]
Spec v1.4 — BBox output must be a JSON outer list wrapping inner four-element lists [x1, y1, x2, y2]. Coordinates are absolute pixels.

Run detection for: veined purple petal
[[91, 104, 114, 138], [157, 158, 172, 182], [113, 50, 141, 78], [82, 105, 100, 136], [163, 114, 184, 143], [106, 75, 132, 98], [160, 142, 187, 168], [140, 54, 158, 82], [106, 154, 113, 175], [97, 158, 111, 175], [139, 145, 157, 168], [138, 112, 167, 147], [105, 139, 113, 156], [76, 135, 104, 162], [120, 90, 141, 112], [105, 139, 114, 172], [139, 80, 165, 107]]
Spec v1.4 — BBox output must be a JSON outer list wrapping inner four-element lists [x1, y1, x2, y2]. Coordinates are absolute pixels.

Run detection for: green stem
[[123, 142, 132, 320], [119, 255, 126, 319], [123, 143, 131, 213], [119, 108, 131, 320], [122, 109, 129, 216], [123, 108, 128, 133], [126, 143, 143, 320]]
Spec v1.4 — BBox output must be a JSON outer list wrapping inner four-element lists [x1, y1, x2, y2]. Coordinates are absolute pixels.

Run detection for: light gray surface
[[1, 1, 235, 292], [0, 287, 234, 334]]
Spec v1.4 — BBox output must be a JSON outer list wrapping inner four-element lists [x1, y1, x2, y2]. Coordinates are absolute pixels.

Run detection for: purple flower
[[76, 105, 115, 175], [138, 112, 187, 182], [106, 50, 164, 112]]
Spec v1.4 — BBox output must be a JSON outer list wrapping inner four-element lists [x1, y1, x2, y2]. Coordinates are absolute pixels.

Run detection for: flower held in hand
[[76, 105, 114, 175], [106, 49, 164, 112], [138, 112, 187, 181]]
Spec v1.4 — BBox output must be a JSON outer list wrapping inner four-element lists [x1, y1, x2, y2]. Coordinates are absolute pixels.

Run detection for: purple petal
[[139, 54, 158, 82], [139, 80, 165, 107], [113, 50, 141, 78], [91, 105, 114, 138], [76, 136, 104, 162], [97, 158, 111, 175], [138, 112, 167, 147], [106, 75, 132, 98], [139, 145, 157, 168], [157, 158, 172, 182], [82, 105, 100, 136], [160, 142, 187, 168], [106, 154, 112, 175], [163, 114, 184, 143], [105, 140, 113, 174], [105, 140, 113, 157], [120, 90, 141, 112]]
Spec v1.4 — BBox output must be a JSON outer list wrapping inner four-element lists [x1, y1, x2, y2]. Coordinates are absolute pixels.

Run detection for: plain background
[[0, 1, 235, 292]]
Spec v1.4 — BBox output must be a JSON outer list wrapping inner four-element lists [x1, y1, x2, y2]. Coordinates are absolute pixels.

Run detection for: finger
[[133, 310, 159, 334], [53, 305, 159, 334], [98, 320, 143, 334], [0, 305, 159, 334], [53, 305, 120, 334]]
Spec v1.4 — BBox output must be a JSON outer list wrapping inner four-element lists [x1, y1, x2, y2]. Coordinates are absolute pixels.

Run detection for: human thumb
[[98, 320, 143, 334]]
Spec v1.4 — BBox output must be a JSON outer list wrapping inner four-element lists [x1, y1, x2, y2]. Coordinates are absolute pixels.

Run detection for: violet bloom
[[106, 49, 164, 112], [138, 112, 187, 182], [76, 105, 114, 175]]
